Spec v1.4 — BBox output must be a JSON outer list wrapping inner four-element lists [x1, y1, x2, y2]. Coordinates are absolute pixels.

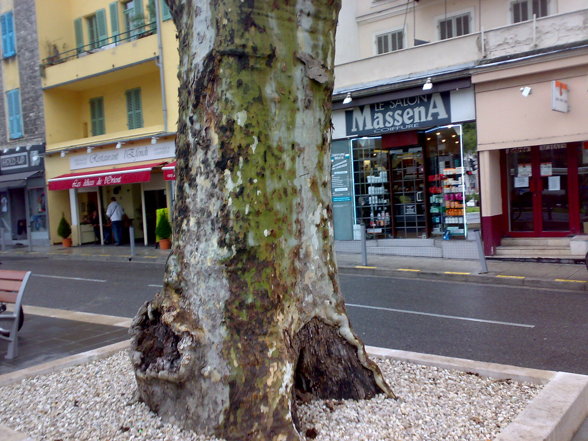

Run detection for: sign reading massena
[[345, 92, 452, 137]]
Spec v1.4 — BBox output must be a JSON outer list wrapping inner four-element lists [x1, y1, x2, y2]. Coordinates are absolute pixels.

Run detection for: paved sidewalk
[[0, 306, 131, 377]]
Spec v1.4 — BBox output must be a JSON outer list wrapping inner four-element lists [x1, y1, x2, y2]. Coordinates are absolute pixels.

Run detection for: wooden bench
[[0, 270, 31, 359]]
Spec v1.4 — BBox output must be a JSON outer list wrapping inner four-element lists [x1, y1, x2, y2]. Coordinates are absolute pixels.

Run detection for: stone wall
[[0, 0, 45, 148]]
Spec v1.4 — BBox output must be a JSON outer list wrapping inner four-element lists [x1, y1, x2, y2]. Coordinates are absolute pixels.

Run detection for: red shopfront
[[504, 142, 586, 237], [48, 162, 168, 246]]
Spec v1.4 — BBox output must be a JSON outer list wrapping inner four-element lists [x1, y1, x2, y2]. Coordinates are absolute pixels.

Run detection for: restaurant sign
[[345, 92, 451, 137], [70, 141, 175, 170]]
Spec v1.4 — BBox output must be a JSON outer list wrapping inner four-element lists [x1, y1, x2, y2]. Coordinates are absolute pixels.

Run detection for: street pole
[[360, 224, 368, 266], [129, 226, 135, 260], [470, 229, 488, 274]]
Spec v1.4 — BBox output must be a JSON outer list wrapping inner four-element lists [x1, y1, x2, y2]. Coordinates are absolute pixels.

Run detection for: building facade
[[331, 0, 588, 255], [36, 0, 179, 246], [0, 0, 47, 247]]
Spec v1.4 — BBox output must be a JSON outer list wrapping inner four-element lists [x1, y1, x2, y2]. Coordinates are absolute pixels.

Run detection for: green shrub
[[57, 214, 71, 239], [155, 211, 172, 240]]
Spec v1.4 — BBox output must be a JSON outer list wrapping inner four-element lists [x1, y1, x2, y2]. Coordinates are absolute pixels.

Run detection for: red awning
[[48, 162, 166, 191], [163, 161, 176, 181]]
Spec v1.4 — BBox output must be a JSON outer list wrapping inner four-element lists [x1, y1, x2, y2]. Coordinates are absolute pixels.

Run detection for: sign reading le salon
[[345, 92, 452, 137]]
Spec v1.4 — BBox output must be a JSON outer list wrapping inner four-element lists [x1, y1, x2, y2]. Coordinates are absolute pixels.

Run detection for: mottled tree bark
[[130, 1, 394, 440]]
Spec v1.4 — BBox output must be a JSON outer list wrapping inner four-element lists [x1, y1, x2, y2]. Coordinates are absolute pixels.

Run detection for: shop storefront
[[331, 87, 479, 241], [473, 50, 588, 254], [46, 139, 175, 246], [0, 145, 48, 247], [507, 143, 583, 236]]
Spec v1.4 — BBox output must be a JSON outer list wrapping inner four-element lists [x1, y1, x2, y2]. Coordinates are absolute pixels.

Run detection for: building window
[[161, 0, 172, 20], [512, 0, 548, 23], [87, 14, 100, 49], [90, 97, 105, 136], [439, 13, 470, 40], [125, 88, 143, 130], [376, 30, 403, 55], [110, 2, 120, 43], [86, 10, 108, 49], [6, 89, 23, 139], [0, 11, 16, 58], [123, 0, 144, 38]]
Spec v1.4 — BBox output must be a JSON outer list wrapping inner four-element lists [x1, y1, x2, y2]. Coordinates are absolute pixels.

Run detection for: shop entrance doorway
[[9, 189, 27, 240], [508, 144, 579, 235], [144, 189, 167, 244], [389, 147, 426, 238]]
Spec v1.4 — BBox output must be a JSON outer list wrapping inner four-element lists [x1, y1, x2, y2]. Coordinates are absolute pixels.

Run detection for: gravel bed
[[0, 351, 542, 441]]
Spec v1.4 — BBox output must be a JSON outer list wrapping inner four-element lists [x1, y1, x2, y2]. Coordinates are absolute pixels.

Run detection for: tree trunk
[[130, 1, 394, 440]]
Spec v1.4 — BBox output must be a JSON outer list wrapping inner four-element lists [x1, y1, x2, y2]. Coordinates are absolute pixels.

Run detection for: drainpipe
[[154, 0, 168, 133], [532, 13, 537, 47]]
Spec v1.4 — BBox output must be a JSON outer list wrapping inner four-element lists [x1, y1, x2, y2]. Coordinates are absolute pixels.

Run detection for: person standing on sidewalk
[[106, 197, 124, 246]]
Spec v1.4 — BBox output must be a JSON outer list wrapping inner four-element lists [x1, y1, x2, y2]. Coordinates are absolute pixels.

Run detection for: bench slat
[[0, 280, 24, 293], [0, 292, 16, 303], [0, 270, 28, 281]]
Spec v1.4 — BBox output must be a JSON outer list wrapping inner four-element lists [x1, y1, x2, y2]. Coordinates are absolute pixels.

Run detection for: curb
[[0, 249, 168, 265], [339, 265, 588, 292], [495, 372, 588, 441], [1, 342, 586, 441]]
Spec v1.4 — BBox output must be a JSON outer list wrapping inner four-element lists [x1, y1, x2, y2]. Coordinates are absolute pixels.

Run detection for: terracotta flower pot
[[62, 237, 73, 247], [159, 238, 171, 250]]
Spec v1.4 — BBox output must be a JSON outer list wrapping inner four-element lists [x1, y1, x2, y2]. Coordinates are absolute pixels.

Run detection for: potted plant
[[57, 214, 72, 247], [155, 211, 172, 250]]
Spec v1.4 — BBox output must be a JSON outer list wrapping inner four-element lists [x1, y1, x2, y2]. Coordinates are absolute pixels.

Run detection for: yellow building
[[36, 0, 179, 246]]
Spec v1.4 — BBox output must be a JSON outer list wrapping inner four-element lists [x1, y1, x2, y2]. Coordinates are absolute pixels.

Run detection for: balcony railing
[[41, 21, 157, 68]]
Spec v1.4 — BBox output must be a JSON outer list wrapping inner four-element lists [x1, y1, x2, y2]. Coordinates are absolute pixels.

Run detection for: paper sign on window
[[548, 176, 560, 191], [540, 162, 552, 177], [514, 176, 529, 188], [517, 163, 531, 177]]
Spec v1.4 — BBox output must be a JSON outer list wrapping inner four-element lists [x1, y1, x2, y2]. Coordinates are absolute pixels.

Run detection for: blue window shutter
[[147, 0, 156, 31], [109, 2, 119, 43], [161, 0, 171, 20], [74, 18, 84, 53], [1, 12, 16, 58], [126, 90, 133, 129], [7, 12, 15, 56], [134, 89, 143, 128], [0, 14, 7, 57], [7, 89, 23, 139], [6, 90, 14, 136], [126, 88, 143, 129], [134, 0, 144, 28], [96, 9, 108, 46], [90, 97, 105, 136]]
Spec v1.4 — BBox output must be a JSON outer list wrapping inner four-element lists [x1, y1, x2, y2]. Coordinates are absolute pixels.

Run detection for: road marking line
[[555, 278, 587, 283], [496, 275, 526, 279], [444, 271, 471, 275], [397, 268, 421, 272], [355, 265, 377, 269], [33, 274, 107, 283], [345, 303, 535, 328], [148, 284, 163, 288]]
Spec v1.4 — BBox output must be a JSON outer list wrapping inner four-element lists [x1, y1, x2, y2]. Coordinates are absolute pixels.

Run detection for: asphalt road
[[1, 256, 586, 375]]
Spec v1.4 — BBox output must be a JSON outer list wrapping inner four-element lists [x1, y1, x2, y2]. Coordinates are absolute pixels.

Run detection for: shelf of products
[[352, 139, 392, 238], [428, 167, 466, 237]]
